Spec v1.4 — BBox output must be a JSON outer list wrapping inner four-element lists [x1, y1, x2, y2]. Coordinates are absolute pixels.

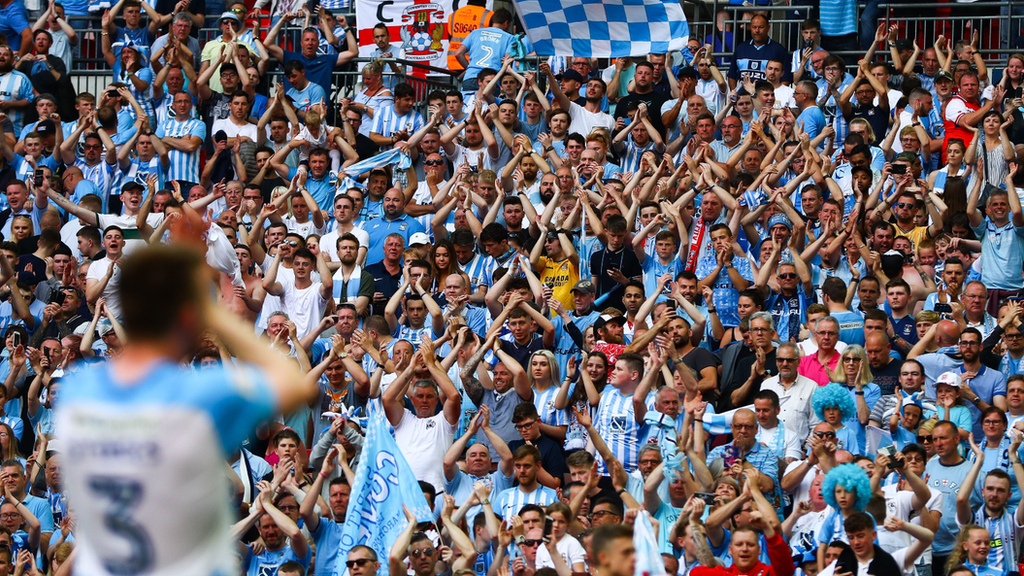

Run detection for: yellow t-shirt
[[894, 224, 929, 251], [539, 256, 578, 311]]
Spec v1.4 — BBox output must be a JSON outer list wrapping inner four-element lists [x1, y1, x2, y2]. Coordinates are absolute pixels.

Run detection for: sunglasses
[[522, 539, 543, 547], [284, 240, 299, 247], [424, 160, 445, 166], [917, 435, 933, 443], [777, 273, 798, 280], [814, 431, 836, 438], [776, 357, 798, 363], [895, 203, 915, 209], [410, 549, 435, 558], [346, 559, 373, 568]]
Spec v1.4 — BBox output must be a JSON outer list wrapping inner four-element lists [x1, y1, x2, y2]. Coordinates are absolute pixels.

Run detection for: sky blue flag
[[336, 415, 434, 576], [343, 149, 412, 178], [634, 511, 667, 576]]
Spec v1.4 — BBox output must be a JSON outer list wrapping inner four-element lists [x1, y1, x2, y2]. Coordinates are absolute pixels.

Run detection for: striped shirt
[[74, 160, 117, 210], [369, 104, 424, 151], [494, 484, 558, 520], [460, 252, 498, 293], [117, 66, 157, 126], [0, 71, 34, 135], [619, 136, 657, 175], [967, 505, 1024, 575], [396, 324, 430, 345], [534, 386, 568, 428], [155, 116, 206, 183], [594, 387, 645, 474]]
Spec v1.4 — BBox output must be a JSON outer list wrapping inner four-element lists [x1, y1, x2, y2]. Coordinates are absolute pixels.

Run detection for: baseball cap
[[893, 38, 913, 51], [571, 280, 596, 295], [35, 93, 56, 105], [409, 232, 430, 246], [935, 371, 963, 389], [45, 439, 62, 456], [121, 181, 145, 194], [594, 313, 626, 334], [936, 70, 954, 83], [219, 11, 240, 22], [677, 66, 698, 79], [556, 69, 585, 84], [34, 119, 54, 136]]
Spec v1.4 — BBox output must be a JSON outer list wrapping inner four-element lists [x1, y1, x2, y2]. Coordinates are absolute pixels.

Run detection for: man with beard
[[0, 47, 34, 137], [328, 234, 373, 317], [321, 194, 368, 264], [364, 188, 426, 267], [441, 105, 499, 172], [981, 302, 1024, 379], [494, 445, 559, 520], [541, 62, 614, 138], [610, 62, 669, 136], [237, 489, 310, 576], [664, 313, 717, 394], [302, 445, 356, 576]]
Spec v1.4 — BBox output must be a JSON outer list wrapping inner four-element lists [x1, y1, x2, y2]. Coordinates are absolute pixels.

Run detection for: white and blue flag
[[336, 415, 433, 576], [513, 0, 688, 58], [634, 511, 668, 576]]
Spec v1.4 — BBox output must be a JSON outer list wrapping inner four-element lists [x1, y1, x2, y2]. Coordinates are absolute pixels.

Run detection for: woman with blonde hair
[[528, 350, 567, 443], [946, 524, 1000, 576], [827, 345, 879, 456], [0, 423, 21, 463], [349, 61, 394, 136]]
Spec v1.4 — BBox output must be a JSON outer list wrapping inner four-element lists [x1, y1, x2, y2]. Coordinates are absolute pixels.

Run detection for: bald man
[[865, 330, 902, 397], [62, 166, 105, 208], [908, 319, 964, 395]]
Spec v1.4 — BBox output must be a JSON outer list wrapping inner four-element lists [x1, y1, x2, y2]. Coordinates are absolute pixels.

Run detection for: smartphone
[[50, 290, 65, 306], [723, 445, 742, 468], [934, 303, 952, 313], [695, 492, 718, 506], [1008, 297, 1024, 303], [802, 39, 813, 50], [543, 515, 553, 539], [33, 168, 42, 188], [891, 164, 907, 175], [12, 332, 20, 348]]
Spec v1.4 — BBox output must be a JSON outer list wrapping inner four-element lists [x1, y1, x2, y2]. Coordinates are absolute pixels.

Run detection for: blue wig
[[822, 463, 872, 511], [812, 382, 857, 422]]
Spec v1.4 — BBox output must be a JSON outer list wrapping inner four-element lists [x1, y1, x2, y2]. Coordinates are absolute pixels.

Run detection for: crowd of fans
[[0, 0, 1019, 576]]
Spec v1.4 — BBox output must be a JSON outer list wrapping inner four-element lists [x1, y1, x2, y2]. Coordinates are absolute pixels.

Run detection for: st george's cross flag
[[512, 0, 689, 58]]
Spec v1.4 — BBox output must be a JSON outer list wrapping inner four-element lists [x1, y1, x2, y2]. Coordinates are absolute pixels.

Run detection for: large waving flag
[[336, 416, 434, 576], [513, 0, 689, 58]]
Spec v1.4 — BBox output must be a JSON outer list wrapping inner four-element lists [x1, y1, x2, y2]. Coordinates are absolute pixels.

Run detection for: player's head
[[117, 246, 213, 355]]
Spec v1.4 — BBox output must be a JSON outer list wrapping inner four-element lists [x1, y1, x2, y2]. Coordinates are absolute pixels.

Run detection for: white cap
[[935, 371, 963, 389], [409, 232, 430, 246]]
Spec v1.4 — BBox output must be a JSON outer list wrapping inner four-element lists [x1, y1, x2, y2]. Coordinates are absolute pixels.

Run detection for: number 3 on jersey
[[89, 477, 155, 575]]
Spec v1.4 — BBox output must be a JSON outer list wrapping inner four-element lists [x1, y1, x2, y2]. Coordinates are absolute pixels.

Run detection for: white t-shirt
[[775, 85, 797, 110], [568, 101, 615, 138], [85, 257, 122, 318], [321, 226, 369, 262], [279, 280, 328, 339], [881, 483, 942, 564], [783, 459, 822, 505], [536, 535, 587, 571], [283, 216, 326, 239], [393, 409, 456, 494], [61, 219, 86, 261], [445, 142, 496, 174], [97, 212, 164, 255], [210, 118, 259, 144]]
